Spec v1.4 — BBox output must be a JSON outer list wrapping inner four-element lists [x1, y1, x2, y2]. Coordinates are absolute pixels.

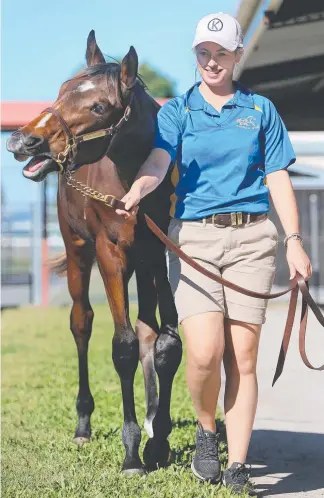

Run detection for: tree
[[138, 62, 176, 98]]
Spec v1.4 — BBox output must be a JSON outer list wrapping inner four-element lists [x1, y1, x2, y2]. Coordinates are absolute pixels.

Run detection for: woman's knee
[[224, 347, 258, 376], [188, 345, 224, 374], [224, 319, 260, 376], [183, 311, 224, 373]]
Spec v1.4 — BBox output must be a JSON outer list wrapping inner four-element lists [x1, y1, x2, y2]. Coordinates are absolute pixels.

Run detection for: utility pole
[[41, 177, 49, 306]]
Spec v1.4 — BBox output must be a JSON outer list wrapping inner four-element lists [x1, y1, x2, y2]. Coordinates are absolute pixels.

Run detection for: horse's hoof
[[143, 438, 171, 470], [122, 467, 146, 476], [73, 436, 91, 445]]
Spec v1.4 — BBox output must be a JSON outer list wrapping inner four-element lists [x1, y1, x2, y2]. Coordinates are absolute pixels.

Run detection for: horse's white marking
[[78, 81, 95, 92], [144, 417, 154, 438], [35, 113, 51, 128]]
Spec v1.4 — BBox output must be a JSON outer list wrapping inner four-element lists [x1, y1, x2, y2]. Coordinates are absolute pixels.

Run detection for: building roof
[[238, 0, 324, 130], [1, 99, 169, 131]]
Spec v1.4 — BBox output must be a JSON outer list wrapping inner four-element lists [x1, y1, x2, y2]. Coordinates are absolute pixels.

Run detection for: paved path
[[219, 302, 324, 497]]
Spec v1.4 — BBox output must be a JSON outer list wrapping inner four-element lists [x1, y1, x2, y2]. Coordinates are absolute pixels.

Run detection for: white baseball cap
[[192, 12, 243, 52]]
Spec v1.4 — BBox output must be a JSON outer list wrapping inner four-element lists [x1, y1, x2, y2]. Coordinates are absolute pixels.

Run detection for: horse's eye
[[91, 103, 106, 115]]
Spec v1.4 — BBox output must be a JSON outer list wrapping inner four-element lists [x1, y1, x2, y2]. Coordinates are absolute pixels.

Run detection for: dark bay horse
[[6, 31, 182, 475]]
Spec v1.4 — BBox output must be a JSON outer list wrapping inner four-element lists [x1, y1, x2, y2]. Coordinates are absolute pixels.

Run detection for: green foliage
[[138, 63, 176, 98], [2, 305, 245, 497]]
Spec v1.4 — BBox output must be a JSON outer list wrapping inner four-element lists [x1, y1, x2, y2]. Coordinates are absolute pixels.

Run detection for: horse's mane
[[64, 57, 148, 108]]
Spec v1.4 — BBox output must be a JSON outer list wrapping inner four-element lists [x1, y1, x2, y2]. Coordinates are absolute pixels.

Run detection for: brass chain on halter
[[65, 170, 118, 208]]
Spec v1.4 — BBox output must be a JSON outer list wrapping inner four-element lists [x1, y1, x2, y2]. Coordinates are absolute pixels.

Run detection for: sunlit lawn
[[2, 304, 247, 497]]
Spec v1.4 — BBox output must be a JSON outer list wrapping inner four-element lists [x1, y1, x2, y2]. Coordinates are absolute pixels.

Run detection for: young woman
[[116, 12, 312, 495]]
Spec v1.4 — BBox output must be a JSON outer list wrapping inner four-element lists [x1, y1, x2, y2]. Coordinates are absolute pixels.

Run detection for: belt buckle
[[212, 214, 226, 228], [231, 212, 237, 226], [231, 212, 243, 227]]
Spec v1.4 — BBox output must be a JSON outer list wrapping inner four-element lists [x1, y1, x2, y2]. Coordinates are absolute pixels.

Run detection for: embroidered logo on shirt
[[236, 116, 260, 130], [208, 18, 223, 31]]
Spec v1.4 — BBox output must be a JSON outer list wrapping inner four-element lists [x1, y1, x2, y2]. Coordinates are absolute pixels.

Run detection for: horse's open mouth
[[23, 155, 60, 182]]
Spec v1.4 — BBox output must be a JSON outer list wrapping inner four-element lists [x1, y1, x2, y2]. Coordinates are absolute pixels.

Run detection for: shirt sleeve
[[263, 99, 296, 175], [153, 98, 182, 163]]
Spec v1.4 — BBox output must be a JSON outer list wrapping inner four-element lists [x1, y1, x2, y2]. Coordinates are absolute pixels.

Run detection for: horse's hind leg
[[143, 243, 182, 469], [66, 242, 95, 443], [135, 267, 159, 438]]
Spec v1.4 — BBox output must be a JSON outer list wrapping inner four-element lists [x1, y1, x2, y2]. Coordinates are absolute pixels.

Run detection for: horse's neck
[[86, 156, 129, 197], [108, 94, 158, 187]]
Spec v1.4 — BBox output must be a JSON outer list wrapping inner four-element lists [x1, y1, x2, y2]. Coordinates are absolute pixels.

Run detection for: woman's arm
[[266, 169, 312, 280], [115, 148, 171, 218]]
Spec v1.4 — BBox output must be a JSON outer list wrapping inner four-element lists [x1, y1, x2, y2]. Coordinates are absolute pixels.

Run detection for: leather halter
[[43, 94, 133, 172]]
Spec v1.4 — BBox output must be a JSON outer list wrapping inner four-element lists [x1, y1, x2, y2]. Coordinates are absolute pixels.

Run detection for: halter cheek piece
[[43, 93, 133, 173]]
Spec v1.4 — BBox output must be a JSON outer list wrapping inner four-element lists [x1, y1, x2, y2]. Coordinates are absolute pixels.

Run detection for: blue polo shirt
[[153, 82, 296, 219]]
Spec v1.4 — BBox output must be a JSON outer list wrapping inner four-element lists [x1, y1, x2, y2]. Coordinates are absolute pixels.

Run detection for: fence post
[[309, 193, 320, 303], [41, 178, 49, 306], [32, 197, 42, 305]]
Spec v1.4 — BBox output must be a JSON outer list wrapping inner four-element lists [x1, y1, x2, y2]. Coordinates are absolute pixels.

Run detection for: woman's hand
[[115, 185, 141, 219], [286, 239, 312, 281]]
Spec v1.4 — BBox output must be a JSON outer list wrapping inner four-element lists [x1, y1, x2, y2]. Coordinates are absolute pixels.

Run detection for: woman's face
[[195, 41, 242, 88]]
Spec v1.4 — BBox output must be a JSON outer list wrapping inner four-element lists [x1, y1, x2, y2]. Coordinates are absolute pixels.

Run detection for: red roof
[[1, 99, 169, 130]]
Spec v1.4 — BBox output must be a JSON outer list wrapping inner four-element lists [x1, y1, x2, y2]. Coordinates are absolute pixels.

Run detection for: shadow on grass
[[172, 418, 196, 430], [103, 428, 120, 439], [170, 442, 196, 468]]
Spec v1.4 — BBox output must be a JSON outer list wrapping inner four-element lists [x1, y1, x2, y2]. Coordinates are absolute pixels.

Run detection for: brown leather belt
[[194, 212, 267, 227]]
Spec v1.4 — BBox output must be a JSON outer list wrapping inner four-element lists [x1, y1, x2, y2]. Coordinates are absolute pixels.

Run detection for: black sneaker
[[223, 462, 256, 496], [191, 421, 221, 484]]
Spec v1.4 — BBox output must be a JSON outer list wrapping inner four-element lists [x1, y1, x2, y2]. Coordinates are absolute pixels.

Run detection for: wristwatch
[[284, 233, 303, 247]]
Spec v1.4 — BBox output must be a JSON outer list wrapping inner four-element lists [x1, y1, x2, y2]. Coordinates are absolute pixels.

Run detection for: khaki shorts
[[167, 216, 278, 325]]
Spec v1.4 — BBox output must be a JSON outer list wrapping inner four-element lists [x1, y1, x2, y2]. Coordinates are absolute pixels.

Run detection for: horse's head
[[6, 30, 139, 182]]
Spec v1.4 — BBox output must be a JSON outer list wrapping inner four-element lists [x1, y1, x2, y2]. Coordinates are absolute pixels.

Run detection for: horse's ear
[[120, 46, 138, 88], [86, 30, 105, 66]]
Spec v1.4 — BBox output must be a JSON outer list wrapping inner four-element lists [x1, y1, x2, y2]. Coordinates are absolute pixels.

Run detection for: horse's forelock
[[61, 62, 146, 109]]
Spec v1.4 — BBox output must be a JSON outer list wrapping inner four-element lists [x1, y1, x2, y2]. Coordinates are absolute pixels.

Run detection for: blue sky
[[2, 0, 239, 100], [2, 0, 240, 203]]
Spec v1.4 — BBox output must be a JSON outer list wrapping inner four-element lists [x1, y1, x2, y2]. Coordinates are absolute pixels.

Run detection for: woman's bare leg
[[182, 311, 224, 432], [223, 318, 261, 465]]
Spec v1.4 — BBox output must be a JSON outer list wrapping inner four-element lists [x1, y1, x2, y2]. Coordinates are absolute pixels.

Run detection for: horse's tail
[[49, 252, 68, 276]]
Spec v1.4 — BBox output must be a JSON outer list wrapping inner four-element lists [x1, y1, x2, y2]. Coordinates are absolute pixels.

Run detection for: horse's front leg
[[96, 232, 144, 475], [58, 202, 96, 444], [66, 246, 95, 443]]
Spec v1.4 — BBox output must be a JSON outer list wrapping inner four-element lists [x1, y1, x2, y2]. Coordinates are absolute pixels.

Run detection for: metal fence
[[1, 204, 34, 307], [1, 202, 64, 308]]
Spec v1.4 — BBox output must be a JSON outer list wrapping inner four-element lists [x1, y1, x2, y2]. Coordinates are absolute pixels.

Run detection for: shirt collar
[[185, 81, 255, 112]]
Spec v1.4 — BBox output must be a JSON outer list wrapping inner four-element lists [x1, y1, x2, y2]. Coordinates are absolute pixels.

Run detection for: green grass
[[2, 305, 243, 498]]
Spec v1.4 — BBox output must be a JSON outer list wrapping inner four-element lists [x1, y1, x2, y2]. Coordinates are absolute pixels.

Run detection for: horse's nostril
[[24, 135, 44, 148]]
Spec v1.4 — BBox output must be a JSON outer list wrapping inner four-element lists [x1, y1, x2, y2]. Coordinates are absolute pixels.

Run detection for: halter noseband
[[43, 93, 133, 173]]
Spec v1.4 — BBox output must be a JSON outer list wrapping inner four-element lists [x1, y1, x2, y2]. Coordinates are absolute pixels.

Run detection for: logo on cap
[[208, 18, 223, 32]]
